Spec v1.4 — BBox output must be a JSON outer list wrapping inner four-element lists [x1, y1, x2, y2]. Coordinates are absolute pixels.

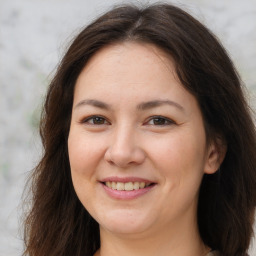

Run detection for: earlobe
[[204, 140, 227, 174]]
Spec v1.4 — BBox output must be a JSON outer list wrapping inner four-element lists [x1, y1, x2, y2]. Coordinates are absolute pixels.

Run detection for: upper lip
[[100, 176, 156, 183]]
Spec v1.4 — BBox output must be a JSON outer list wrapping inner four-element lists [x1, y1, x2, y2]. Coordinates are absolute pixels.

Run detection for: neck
[[95, 209, 209, 256]]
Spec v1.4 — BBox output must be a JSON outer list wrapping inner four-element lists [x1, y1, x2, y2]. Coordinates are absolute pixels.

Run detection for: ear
[[204, 138, 227, 174]]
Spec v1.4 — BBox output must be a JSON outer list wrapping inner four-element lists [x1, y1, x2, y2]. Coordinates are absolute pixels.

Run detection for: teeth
[[104, 181, 152, 191], [116, 182, 124, 191], [124, 182, 133, 191], [139, 182, 145, 189], [111, 181, 116, 190], [133, 182, 140, 190]]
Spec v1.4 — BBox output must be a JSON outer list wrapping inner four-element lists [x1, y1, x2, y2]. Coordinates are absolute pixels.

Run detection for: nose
[[104, 125, 146, 168]]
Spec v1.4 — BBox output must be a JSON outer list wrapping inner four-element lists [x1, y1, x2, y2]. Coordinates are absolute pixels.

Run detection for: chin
[[96, 210, 153, 235], [102, 221, 149, 235]]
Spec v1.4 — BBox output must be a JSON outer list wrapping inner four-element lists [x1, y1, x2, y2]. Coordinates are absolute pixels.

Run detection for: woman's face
[[68, 42, 219, 236]]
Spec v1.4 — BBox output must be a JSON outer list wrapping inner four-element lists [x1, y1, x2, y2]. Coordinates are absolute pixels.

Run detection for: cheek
[[68, 132, 104, 209], [147, 130, 206, 188], [68, 131, 105, 176]]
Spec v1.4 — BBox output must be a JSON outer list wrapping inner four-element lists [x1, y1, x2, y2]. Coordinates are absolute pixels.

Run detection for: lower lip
[[101, 183, 156, 200]]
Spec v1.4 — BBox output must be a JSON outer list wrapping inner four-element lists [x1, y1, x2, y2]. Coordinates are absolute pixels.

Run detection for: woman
[[23, 3, 256, 256]]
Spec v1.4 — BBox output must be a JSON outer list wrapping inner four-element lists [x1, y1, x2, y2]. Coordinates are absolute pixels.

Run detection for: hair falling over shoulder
[[23, 3, 256, 256]]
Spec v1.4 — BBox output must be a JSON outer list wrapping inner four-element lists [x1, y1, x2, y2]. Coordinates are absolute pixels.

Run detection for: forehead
[[73, 42, 199, 114], [77, 41, 178, 85], [72, 42, 204, 129], [76, 42, 179, 90]]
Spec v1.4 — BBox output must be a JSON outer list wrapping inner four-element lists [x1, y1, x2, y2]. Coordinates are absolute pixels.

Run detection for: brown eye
[[91, 117, 106, 124], [82, 116, 109, 125], [152, 118, 167, 125], [147, 116, 175, 126]]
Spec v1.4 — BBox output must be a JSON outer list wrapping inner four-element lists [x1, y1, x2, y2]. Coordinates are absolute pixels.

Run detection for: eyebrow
[[137, 100, 184, 111], [74, 99, 111, 110], [74, 99, 184, 112]]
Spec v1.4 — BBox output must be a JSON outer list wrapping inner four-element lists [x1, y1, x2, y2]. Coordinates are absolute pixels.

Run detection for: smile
[[100, 177, 156, 200], [104, 181, 152, 191]]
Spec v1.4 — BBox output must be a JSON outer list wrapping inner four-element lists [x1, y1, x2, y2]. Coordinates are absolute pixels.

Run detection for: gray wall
[[0, 0, 255, 255]]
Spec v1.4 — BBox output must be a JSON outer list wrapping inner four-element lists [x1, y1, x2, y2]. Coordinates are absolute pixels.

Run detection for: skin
[[68, 42, 223, 256]]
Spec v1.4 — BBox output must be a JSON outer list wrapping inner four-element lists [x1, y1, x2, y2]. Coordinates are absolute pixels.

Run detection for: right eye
[[81, 116, 110, 125]]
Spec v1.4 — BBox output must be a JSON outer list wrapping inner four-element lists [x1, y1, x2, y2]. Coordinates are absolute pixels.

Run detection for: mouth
[[99, 177, 157, 199], [102, 181, 154, 191]]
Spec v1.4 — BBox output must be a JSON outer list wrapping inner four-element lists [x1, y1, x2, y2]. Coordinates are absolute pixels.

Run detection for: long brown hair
[[23, 3, 256, 256]]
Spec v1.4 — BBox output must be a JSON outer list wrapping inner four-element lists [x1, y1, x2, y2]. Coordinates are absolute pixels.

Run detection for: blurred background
[[0, 0, 255, 255]]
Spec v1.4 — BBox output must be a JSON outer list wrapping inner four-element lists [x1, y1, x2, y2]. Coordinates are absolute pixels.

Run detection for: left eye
[[147, 116, 175, 126]]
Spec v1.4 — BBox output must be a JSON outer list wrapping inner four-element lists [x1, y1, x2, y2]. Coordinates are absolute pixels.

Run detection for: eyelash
[[145, 116, 176, 126], [80, 115, 176, 126], [81, 115, 110, 125]]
